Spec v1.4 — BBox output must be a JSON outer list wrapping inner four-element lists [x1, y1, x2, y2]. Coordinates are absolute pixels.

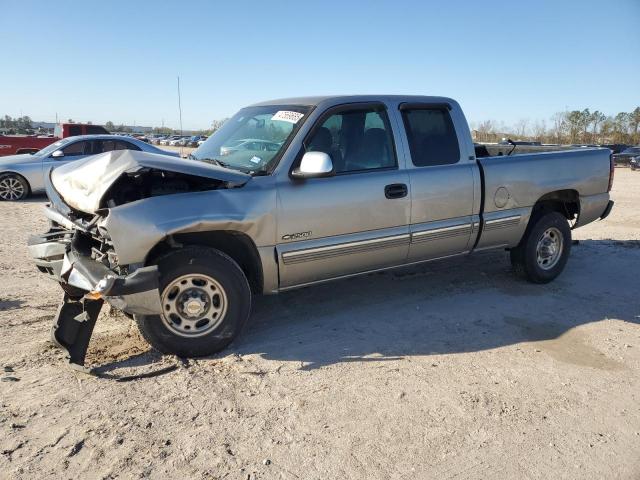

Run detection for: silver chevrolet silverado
[[28, 95, 615, 367]]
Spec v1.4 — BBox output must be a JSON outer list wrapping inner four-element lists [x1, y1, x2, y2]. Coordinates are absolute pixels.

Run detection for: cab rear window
[[401, 107, 460, 167]]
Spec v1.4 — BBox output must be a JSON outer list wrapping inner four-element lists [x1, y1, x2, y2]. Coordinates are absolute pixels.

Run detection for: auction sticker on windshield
[[271, 111, 304, 123]]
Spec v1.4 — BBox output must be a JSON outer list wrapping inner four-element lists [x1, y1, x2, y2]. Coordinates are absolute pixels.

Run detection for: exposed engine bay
[[50, 149, 251, 214], [102, 169, 225, 208]]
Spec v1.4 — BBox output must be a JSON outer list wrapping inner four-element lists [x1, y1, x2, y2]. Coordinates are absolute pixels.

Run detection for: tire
[[510, 211, 571, 284], [0, 173, 29, 201], [136, 246, 252, 357]]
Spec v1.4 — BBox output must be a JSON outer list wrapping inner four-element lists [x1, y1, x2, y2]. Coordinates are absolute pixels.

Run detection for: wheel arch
[[531, 189, 580, 222], [145, 230, 264, 294]]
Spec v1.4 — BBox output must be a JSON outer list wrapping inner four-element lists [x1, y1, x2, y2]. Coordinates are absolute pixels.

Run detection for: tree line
[[0, 115, 35, 134], [0, 116, 229, 137], [473, 107, 640, 145], [103, 119, 229, 136]]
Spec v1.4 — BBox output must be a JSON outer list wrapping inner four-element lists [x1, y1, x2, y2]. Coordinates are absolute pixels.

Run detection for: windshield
[[191, 105, 310, 174], [623, 147, 640, 154], [36, 137, 75, 156]]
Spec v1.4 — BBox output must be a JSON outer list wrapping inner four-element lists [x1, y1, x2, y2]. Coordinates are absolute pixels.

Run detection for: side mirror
[[51, 150, 64, 158], [291, 151, 334, 179]]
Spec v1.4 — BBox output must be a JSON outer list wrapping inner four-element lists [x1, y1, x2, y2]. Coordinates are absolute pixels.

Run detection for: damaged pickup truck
[[28, 95, 615, 368]]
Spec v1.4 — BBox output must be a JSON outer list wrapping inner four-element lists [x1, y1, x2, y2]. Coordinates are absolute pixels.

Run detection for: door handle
[[385, 183, 408, 199]]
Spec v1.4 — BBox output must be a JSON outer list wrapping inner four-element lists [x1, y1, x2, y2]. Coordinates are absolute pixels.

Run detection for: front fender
[[102, 183, 277, 266]]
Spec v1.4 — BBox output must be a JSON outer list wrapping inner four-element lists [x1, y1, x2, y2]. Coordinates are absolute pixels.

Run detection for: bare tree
[[475, 120, 494, 142], [630, 107, 640, 144], [580, 108, 591, 141], [613, 112, 630, 143], [532, 120, 547, 142], [590, 111, 605, 143], [514, 119, 529, 139], [550, 112, 567, 144], [210, 118, 228, 133]]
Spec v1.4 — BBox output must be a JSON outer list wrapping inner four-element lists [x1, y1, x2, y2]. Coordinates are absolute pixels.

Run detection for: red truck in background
[[0, 123, 109, 156]]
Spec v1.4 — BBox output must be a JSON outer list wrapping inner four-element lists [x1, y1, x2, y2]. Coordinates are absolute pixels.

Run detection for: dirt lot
[[1, 169, 639, 479], [158, 145, 195, 157]]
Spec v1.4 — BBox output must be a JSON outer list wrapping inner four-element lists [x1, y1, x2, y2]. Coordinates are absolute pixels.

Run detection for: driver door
[[276, 103, 411, 288]]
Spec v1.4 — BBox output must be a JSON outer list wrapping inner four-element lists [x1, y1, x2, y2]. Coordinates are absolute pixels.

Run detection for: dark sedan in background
[[613, 146, 640, 167]]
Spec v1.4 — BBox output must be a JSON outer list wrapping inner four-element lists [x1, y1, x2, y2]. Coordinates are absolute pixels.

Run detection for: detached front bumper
[[28, 230, 161, 367], [28, 232, 161, 316]]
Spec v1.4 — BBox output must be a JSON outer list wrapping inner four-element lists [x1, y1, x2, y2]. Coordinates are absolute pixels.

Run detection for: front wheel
[[136, 247, 252, 357], [510, 211, 571, 284], [0, 173, 29, 201]]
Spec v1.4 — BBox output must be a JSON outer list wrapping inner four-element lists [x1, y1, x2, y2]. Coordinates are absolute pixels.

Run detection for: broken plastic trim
[[52, 292, 183, 379], [51, 293, 104, 367]]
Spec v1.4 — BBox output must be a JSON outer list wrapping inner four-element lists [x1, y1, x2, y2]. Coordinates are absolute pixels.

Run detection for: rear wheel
[[0, 174, 29, 201], [510, 211, 571, 284], [136, 247, 252, 357]]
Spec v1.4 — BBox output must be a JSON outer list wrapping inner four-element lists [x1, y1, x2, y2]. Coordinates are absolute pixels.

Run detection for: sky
[[1, 0, 639, 130]]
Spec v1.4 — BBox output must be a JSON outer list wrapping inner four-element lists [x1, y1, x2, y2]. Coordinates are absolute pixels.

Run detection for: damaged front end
[[29, 149, 250, 368], [29, 217, 162, 367]]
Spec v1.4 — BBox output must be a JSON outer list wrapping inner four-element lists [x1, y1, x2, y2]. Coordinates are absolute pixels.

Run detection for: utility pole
[[177, 76, 183, 136], [177, 76, 184, 156]]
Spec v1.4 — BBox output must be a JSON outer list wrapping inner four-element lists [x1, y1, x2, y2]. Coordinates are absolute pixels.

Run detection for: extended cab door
[[398, 103, 478, 261], [276, 103, 411, 288]]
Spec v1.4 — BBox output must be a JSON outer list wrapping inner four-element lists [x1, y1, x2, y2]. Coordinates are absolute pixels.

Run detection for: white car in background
[[169, 136, 189, 146], [160, 136, 180, 146]]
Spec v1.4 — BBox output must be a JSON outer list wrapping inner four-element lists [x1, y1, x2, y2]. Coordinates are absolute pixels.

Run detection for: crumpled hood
[[51, 149, 251, 213], [0, 153, 40, 166]]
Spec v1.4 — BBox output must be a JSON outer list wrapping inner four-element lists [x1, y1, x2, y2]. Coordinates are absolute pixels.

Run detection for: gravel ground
[[0, 168, 639, 479]]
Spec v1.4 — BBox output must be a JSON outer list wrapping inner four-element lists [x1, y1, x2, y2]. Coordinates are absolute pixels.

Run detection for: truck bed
[[475, 148, 612, 249]]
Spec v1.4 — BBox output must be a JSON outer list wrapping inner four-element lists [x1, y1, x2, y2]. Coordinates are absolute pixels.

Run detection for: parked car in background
[[169, 136, 190, 146], [0, 123, 110, 156], [132, 134, 149, 143], [177, 136, 194, 146], [187, 135, 206, 147], [27, 95, 614, 366], [613, 146, 640, 166], [160, 136, 180, 146], [630, 156, 640, 171], [600, 144, 628, 154], [219, 138, 281, 156], [0, 134, 179, 201], [197, 137, 208, 146]]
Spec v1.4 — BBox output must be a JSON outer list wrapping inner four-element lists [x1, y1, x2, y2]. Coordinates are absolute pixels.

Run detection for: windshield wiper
[[198, 157, 252, 174], [198, 157, 226, 167]]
